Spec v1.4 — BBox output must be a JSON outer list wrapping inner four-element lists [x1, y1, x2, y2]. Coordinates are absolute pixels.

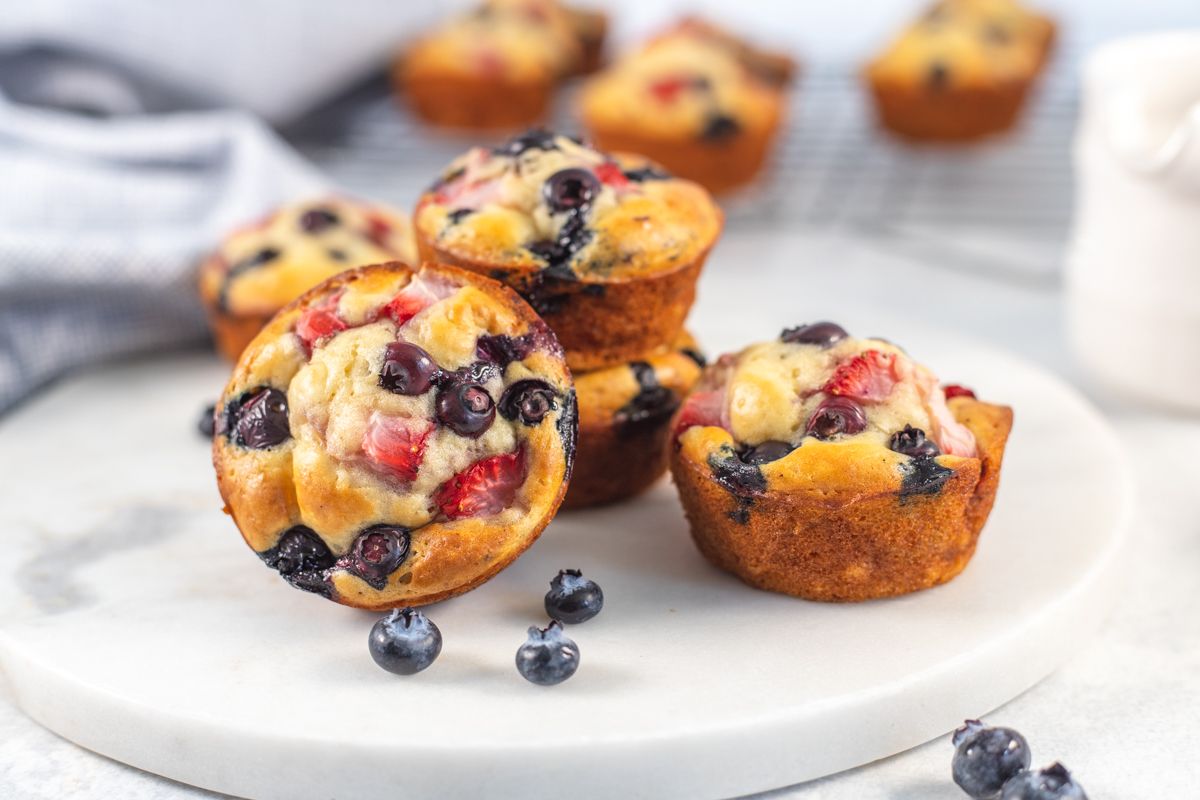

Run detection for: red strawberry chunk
[[649, 75, 691, 103], [295, 294, 347, 355], [362, 415, 431, 484], [942, 384, 977, 400], [594, 162, 629, 190], [823, 350, 899, 403], [674, 390, 725, 437], [435, 449, 527, 520], [364, 212, 394, 249], [381, 273, 455, 326]]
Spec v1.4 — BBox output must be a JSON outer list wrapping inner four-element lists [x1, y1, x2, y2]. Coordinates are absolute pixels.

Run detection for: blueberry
[[781, 322, 849, 348], [515, 621, 579, 685], [623, 166, 670, 182], [739, 440, 795, 464], [543, 168, 600, 213], [928, 61, 951, 90], [327, 248, 347, 261], [499, 379, 557, 425], [1000, 764, 1088, 800], [436, 382, 495, 437], [700, 113, 741, 142], [447, 208, 474, 224], [231, 388, 290, 449], [197, 403, 216, 437], [494, 129, 559, 157], [368, 608, 442, 676], [349, 525, 410, 588], [544, 569, 603, 624], [299, 208, 339, 233], [952, 720, 1033, 799], [379, 341, 441, 395], [260, 525, 334, 596], [806, 396, 868, 440], [890, 425, 941, 458]]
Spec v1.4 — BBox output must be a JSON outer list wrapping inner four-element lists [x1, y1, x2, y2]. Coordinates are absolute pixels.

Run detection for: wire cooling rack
[[285, 57, 1078, 285]]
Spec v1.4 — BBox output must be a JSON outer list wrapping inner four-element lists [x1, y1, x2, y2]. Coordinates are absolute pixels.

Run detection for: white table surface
[[1, 229, 1197, 798]]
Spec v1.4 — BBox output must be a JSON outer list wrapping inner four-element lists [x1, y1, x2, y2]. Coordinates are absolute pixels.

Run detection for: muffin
[[579, 20, 791, 194], [198, 196, 416, 361], [565, 4, 608, 74], [864, 0, 1056, 141], [565, 332, 705, 509], [670, 322, 1013, 601], [212, 262, 577, 610], [413, 130, 723, 371], [395, 1, 581, 130]]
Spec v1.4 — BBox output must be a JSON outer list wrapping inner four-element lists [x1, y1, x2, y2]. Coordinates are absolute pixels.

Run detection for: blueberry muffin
[[864, 0, 1056, 141], [670, 323, 1013, 601], [414, 130, 723, 372], [565, 332, 705, 509], [579, 20, 792, 194], [212, 262, 576, 609], [198, 196, 416, 361], [395, 1, 582, 130]]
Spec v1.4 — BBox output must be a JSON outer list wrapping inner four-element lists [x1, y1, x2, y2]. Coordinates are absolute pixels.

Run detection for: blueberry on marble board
[[952, 720, 1032, 799], [369, 608, 442, 676], [544, 569, 603, 624], [516, 621, 579, 685], [1000, 763, 1088, 800]]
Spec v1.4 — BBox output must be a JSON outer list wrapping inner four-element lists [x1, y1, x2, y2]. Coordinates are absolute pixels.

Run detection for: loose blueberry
[[952, 720, 1033, 799], [890, 425, 941, 458], [700, 113, 741, 142], [740, 440, 795, 464], [499, 379, 557, 425], [780, 322, 849, 348], [436, 382, 495, 437], [544, 569, 604, 624], [350, 525, 410, 587], [299, 208, 339, 233], [515, 621, 580, 685], [806, 396, 868, 439], [368, 608, 442, 676], [494, 129, 559, 157], [197, 403, 216, 437], [231, 388, 290, 449], [543, 168, 601, 213], [1000, 764, 1088, 800], [379, 341, 441, 396]]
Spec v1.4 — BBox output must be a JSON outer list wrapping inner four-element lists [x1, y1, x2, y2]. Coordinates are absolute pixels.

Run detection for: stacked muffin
[[413, 130, 723, 507]]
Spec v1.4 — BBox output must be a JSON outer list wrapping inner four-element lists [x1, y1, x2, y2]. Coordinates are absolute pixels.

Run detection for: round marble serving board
[[0, 338, 1130, 800]]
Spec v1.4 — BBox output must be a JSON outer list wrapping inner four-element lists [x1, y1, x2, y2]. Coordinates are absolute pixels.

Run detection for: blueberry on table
[[197, 403, 216, 437], [369, 608, 442, 676], [544, 569, 603, 624], [1000, 764, 1088, 800], [952, 720, 1032, 799], [516, 621, 579, 685]]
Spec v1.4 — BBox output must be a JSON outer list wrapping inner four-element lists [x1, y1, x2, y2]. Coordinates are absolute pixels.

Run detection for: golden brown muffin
[[395, 1, 581, 130], [413, 130, 723, 371], [212, 262, 577, 610], [579, 20, 791, 195], [669, 322, 1013, 602], [564, 332, 705, 509], [198, 196, 416, 361], [864, 0, 1056, 141]]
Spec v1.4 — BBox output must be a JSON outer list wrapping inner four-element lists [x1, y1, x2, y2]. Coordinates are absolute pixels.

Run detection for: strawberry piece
[[649, 75, 691, 103], [295, 294, 347, 355], [435, 450, 527, 520], [381, 273, 455, 326], [475, 49, 505, 78], [674, 390, 725, 437], [364, 212, 393, 249], [594, 162, 629, 190], [943, 384, 977, 400], [362, 415, 431, 483], [823, 350, 899, 402]]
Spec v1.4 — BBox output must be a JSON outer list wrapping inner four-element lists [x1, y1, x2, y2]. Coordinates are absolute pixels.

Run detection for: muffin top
[[415, 130, 723, 281], [579, 25, 785, 140], [576, 332, 705, 431], [674, 323, 985, 499], [866, 0, 1052, 88], [199, 196, 416, 318], [213, 262, 575, 608], [403, 1, 581, 83]]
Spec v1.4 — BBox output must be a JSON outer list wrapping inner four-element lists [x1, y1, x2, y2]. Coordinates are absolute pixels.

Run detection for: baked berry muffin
[[579, 20, 791, 194], [198, 196, 416, 361], [395, 1, 581, 130], [212, 262, 577, 609], [864, 0, 1056, 141], [670, 322, 1013, 601], [564, 4, 608, 74], [414, 130, 723, 371], [565, 332, 705, 509]]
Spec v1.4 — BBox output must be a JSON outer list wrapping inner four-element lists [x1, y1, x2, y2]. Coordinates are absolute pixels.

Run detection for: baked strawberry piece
[[213, 262, 576, 609], [413, 130, 722, 371], [670, 323, 1013, 601]]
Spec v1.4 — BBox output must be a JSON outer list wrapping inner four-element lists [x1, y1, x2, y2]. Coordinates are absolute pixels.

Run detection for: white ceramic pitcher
[[1066, 31, 1200, 412]]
